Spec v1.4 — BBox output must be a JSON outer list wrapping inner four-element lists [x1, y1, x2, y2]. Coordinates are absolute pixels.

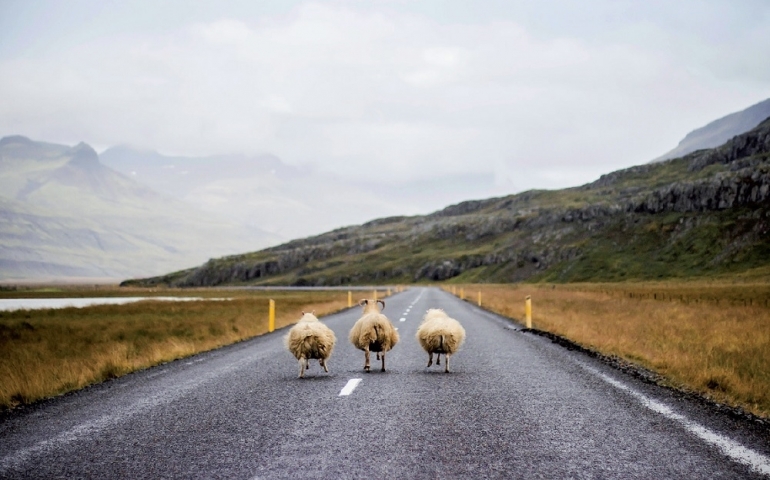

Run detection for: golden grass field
[[452, 282, 770, 418], [0, 288, 387, 410], [3, 282, 768, 419]]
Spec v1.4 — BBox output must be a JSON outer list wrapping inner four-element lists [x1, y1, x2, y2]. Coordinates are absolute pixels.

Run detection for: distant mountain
[[0, 136, 279, 282], [126, 117, 770, 287], [653, 98, 770, 162], [100, 146, 502, 240]]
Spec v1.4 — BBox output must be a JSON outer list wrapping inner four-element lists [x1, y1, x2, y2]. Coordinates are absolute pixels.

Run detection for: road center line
[[585, 366, 770, 476], [339, 378, 362, 396], [399, 317, 406, 322]]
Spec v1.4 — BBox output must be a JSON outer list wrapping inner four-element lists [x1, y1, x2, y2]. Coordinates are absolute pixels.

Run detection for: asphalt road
[[1, 287, 769, 479]]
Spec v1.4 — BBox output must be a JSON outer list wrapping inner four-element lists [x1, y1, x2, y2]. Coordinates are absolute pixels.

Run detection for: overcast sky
[[2, 0, 770, 194]]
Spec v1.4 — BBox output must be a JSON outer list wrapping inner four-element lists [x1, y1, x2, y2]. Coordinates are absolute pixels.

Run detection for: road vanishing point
[[1, 287, 769, 479]]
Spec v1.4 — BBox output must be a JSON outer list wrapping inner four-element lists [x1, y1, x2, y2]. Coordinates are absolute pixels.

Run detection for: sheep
[[284, 311, 337, 378], [348, 299, 400, 372], [416, 308, 466, 373]]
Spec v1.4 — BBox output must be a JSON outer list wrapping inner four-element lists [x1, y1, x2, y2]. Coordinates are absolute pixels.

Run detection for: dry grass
[[0, 288, 372, 410], [457, 282, 770, 418]]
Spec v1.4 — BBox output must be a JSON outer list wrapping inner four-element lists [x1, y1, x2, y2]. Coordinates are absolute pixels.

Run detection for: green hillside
[[124, 118, 770, 287]]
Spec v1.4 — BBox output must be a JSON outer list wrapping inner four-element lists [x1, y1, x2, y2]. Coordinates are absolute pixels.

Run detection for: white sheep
[[416, 308, 466, 373], [348, 299, 400, 372], [284, 311, 337, 378]]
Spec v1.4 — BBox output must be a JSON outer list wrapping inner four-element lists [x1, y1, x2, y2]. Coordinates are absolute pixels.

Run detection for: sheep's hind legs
[[298, 358, 307, 378], [445, 354, 450, 373], [381, 352, 386, 372], [427, 352, 433, 368], [436, 353, 441, 366], [364, 348, 371, 372], [320, 358, 329, 373]]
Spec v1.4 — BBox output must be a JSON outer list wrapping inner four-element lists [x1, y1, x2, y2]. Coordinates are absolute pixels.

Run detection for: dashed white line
[[399, 317, 406, 322], [339, 379, 362, 396], [586, 366, 770, 476]]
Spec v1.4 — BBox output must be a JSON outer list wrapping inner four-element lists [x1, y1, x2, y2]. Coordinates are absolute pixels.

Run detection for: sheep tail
[[439, 334, 445, 352], [302, 336, 315, 356]]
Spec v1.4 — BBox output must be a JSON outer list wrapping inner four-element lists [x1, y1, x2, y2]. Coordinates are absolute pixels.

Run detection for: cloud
[[0, 0, 768, 192]]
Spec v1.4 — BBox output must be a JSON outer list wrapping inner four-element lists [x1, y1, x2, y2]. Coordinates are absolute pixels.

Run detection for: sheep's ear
[[358, 299, 368, 306], [312, 310, 316, 315], [301, 311, 305, 315]]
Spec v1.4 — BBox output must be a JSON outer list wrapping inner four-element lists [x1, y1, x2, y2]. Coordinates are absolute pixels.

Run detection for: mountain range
[[0, 136, 277, 282], [98, 146, 504, 241], [124, 115, 770, 287], [3, 97, 769, 283]]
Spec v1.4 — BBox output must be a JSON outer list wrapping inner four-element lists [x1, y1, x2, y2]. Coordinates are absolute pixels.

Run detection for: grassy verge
[[0, 288, 370, 410], [453, 282, 770, 418]]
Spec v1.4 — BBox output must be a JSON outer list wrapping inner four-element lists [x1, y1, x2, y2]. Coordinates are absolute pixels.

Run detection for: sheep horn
[[377, 300, 385, 311]]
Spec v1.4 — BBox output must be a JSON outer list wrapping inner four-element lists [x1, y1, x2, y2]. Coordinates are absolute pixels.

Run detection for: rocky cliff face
[[126, 117, 770, 287]]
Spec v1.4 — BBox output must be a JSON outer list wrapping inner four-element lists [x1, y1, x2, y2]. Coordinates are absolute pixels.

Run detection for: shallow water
[[0, 297, 211, 312]]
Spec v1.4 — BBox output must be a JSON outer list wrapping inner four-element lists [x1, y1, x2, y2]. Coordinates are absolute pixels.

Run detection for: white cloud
[[1, 0, 769, 193]]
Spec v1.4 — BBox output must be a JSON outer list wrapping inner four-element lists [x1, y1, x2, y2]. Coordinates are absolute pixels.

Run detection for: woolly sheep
[[284, 311, 337, 378], [348, 299, 400, 372], [416, 308, 466, 373]]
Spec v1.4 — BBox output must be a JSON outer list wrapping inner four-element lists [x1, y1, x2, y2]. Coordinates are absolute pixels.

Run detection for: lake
[[0, 297, 217, 312]]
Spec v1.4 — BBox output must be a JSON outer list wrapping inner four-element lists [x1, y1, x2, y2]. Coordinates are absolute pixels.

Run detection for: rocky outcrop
[[632, 164, 770, 214], [687, 117, 770, 171]]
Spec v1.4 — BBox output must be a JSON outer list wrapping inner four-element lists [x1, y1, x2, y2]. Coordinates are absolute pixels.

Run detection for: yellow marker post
[[525, 295, 532, 329], [478, 291, 482, 307], [269, 299, 276, 333], [460, 288, 465, 300], [387, 287, 392, 296], [373, 289, 378, 301], [348, 291, 352, 308], [452, 286, 457, 295]]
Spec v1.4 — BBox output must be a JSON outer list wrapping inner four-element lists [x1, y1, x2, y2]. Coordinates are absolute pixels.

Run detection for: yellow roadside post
[[373, 289, 378, 301], [460, 288, 465, 300], [478, 291, 482, 307], [525, 295, 532, 329], [348, 291, 352, 308], [387, 287, 392, 296], [452, 286, 456, 295], [269, 299, 276, 333]]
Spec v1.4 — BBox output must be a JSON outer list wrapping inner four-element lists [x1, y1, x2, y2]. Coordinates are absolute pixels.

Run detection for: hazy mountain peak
[[653, 98, 770, 162], [0, 135, 34, 147], [67, 142, 100, 170]]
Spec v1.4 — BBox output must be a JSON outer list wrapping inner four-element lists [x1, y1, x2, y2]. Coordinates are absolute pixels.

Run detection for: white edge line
[[586, 366, 770, 476], [339, 378, 362, 396]]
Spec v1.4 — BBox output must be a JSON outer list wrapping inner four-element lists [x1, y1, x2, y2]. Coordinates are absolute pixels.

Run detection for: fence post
[[525, 295, 532, 329], [478, 291, 482, 307], [348, 291, 352, 308], [460, 288, 465, 300], [269, 299, 276, 333]]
